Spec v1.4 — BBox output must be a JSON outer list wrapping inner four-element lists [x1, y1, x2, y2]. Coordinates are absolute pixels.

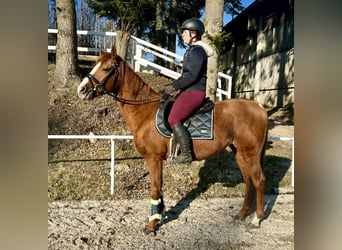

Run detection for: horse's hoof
[[233, 214, 245, 221], [143, 219, 160, 235], [250, 214, 262, 228], [143, 226, 154, 235], [248, 223, 260, 229]]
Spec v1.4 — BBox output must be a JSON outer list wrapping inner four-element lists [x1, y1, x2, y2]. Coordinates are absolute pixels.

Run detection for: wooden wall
[[221, 0, 294, 108]]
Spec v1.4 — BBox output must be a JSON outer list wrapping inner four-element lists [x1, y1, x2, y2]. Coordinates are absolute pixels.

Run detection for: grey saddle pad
[[155, 107, 214, 140]]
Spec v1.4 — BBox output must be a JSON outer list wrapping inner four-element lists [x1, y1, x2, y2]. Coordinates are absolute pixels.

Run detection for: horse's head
[[77, 46, 121, 100]]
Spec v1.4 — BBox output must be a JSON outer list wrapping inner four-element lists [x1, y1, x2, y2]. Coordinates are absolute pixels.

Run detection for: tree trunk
[[115, 31, 131, 60], [167, 0, 177, 70], [203, 0, 224, 101], [54, 0, 79, 87], [155, 0, 164, 66]]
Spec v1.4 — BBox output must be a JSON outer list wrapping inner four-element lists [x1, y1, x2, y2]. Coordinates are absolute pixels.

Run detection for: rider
[[160, 18, 214, 164]]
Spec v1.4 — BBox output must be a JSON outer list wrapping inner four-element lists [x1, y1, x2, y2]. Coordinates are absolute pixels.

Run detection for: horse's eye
[[103, 68, 111, 72]]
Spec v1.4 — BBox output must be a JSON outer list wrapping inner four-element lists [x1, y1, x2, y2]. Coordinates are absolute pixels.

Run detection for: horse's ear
[[111, 45, 117, 58]]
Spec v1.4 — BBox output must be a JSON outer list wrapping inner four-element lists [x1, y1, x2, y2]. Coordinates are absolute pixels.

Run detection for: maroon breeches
[[168, 90, 206, 128]]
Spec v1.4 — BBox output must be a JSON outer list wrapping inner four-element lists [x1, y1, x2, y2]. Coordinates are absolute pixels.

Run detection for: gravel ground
[[48, 124, 294, 249], [48, 192, 294, 249]]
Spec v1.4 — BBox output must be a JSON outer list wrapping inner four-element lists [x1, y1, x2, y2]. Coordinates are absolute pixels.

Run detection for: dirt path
[[48, 193, 293, 249]]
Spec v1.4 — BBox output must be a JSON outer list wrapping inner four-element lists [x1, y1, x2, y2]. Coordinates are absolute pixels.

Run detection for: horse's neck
[[116, 67, 160, 133]]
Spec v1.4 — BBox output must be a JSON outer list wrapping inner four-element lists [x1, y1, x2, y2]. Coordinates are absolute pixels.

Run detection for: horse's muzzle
[[77, 85, 94, 100]]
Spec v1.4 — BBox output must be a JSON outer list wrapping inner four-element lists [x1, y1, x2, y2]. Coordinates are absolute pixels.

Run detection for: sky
[[176, 0, 255, 55], [223, 0, 254, 25]]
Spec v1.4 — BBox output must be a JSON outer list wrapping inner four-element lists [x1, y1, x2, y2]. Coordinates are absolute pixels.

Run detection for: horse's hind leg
[[250, 160, 266, 227], [235, 150, 265, 226], [234, 152, 256, 220]]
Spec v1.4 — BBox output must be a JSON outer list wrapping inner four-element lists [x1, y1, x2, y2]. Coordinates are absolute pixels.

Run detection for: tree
[[167, 0, 177, 62], [54, 0, 80, 87], [153, 0, 167, 65], [202, 0, 224, 100], [224, 0, 244, 20], [86, 0, 156, 59], [203, 0, 243, 100]]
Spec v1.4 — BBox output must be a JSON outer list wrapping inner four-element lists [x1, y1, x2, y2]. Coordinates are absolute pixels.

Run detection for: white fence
[[48, 135, 133, 195], [48, 29, 231, 100], [48, 134, 294, 195]]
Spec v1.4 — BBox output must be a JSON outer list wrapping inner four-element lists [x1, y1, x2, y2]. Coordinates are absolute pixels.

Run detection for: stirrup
[[171, 154, 192, 165]]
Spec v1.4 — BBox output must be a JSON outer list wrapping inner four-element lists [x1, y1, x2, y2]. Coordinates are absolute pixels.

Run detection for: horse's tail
[[260, 118, 269, 170]]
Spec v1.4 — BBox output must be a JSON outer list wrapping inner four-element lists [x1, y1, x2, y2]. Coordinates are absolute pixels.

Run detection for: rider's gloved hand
[[159, 84, 175, 95]]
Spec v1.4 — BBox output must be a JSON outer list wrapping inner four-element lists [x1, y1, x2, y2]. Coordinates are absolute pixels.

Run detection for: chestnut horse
[[77, 45, 268, 233]]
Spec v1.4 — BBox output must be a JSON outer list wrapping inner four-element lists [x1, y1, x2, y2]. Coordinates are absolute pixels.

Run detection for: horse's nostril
[[79, 86, 86, 93]]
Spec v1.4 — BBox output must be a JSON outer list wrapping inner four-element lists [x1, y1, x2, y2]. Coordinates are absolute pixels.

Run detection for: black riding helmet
[[180, 18, 204, 36]]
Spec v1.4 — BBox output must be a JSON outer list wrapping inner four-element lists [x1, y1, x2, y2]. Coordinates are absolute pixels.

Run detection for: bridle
[[85, 57, 161, 105], [86, 59, 119, 97]]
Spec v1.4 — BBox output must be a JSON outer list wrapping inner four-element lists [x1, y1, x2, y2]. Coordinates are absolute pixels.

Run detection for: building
[[221, 0, 294, 108]]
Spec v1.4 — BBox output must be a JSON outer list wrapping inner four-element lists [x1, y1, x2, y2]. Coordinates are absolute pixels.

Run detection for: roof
[[223, 0, 294, 30]]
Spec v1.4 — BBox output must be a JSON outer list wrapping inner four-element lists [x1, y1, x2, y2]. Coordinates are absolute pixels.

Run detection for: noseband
[[86, 59, 119, 97]]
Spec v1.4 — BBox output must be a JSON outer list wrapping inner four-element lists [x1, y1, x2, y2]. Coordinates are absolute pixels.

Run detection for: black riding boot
[[172, 123, 192, 164]]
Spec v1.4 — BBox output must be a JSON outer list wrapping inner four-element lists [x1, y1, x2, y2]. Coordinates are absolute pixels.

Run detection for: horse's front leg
[[144, 155, 165, 234]]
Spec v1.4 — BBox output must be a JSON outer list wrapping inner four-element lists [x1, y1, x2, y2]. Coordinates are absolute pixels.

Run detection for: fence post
[[217, 78, 223, 101], [227, 76, 232, 99], [111, 138, 115, 195], [134, 45, 142, 72]]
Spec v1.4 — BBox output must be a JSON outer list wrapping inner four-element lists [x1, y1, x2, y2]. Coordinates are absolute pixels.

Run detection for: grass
[[48, 138, 293, 202]]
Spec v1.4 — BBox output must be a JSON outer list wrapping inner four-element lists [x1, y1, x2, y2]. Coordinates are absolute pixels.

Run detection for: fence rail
[[48, 135, 133, 195], [48, 29, 232, 100], [48, 134, 294, 195]]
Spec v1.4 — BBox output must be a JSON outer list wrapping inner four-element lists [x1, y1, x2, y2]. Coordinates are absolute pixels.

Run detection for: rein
[[111, 94, 161, 105], [86, 58, 161, 105]]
